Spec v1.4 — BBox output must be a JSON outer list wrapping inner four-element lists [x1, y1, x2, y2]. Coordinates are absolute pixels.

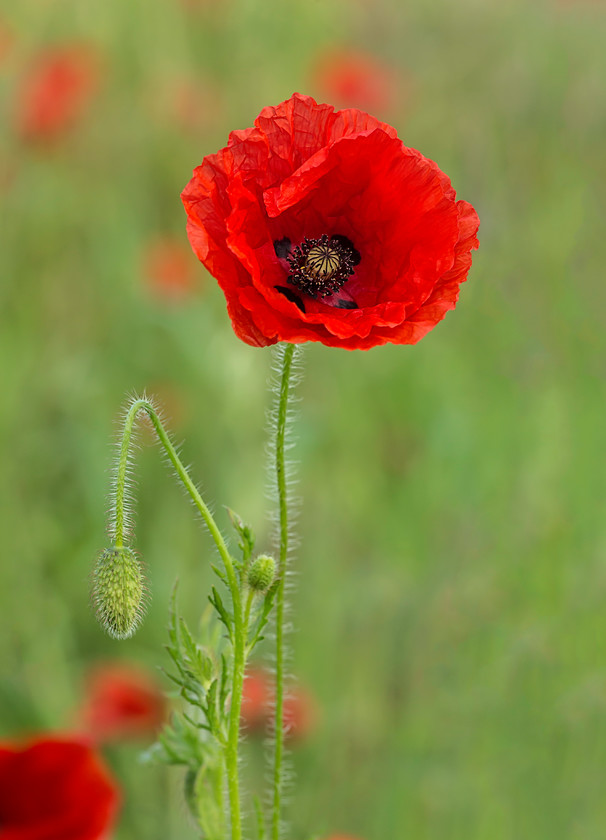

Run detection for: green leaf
[[210, 563, 228, 585], [167, 582, 180, 650], [183, 711, 211, 733], [205, 679, 222, 738], [179, 617, 206, 676], [219, 653, 230, 713], [248, 584, 278, 652], [226, 507, 255, 561], [190, 759, 226, 840], [209, 586, 233, 638]]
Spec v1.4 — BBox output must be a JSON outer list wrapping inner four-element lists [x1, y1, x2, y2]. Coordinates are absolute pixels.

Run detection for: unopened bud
[[247, 554, 276, 592], [92, 546, 146, 639]]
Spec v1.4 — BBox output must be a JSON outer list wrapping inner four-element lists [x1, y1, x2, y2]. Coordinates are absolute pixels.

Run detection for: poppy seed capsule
[[92, 547, 146, 639], [247, 555, 276, 592]]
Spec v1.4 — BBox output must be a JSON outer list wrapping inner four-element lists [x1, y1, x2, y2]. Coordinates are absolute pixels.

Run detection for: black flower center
[[285, 234, 360, 299]]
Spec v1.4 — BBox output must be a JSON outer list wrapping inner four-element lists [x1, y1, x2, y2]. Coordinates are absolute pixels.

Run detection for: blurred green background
[[2, 0, 606, 837]]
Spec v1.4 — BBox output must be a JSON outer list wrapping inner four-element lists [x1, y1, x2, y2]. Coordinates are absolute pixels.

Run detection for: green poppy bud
[[92, 546, 146, 639], [247, 554, 276, 592]]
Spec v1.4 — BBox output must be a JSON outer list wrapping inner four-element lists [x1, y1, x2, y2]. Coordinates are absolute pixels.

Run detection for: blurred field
[[2, 0, 606, 837]]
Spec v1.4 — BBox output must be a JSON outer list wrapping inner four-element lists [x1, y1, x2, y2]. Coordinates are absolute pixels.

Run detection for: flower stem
[[272, 343, 296, 840], [113, 399, 235, 580], [112, 398, 244, 840], [226, 611, 245, 840], [113, 400, 140, 550]]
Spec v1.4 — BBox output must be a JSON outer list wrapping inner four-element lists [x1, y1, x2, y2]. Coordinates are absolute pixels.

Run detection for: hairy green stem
[[113, 402, 139, 549], [272, 343, 296, 840], [113, 398, 245, 840], [244, 588, 255, 632], [226, 616, 245, 840], [114, 399, 235, 581]]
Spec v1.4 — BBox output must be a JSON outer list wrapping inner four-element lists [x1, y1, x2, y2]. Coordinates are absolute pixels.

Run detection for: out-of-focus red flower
[[16, 45, 98, 142], [182, 93, 479, 350], [79, 663, 167, 744], [0, 736, 119, 840], [240, 667, 270, 731], [310, 48, 398, 114], [241, 668, 315, 739], [142, 236, 198, 301]]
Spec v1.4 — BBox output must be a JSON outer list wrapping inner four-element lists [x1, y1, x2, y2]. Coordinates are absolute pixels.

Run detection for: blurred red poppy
[[79, 663, 167, 743], [0, 736, 119, 840], [241, 668, 315, 739], [16, 45, 98, 142], [142, 236, 198, 301], [310, 48, 398, 114], [240, 667, 270, 731], [182, 93, 479, 349]]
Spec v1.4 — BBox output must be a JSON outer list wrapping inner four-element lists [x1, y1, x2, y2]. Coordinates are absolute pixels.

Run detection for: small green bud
[[92, 546, 146, 639], [247, 554, 276, 592]]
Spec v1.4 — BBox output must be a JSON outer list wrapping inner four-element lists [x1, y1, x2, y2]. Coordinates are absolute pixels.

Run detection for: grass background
[[2, 0, 606, 837]]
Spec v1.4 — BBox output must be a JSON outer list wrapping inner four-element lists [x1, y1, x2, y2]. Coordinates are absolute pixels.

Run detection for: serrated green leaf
[[167, 582, 180, 650], [182, 711, 211, 733], [219, 654, 230, 713], [205, 679, 219, 734], [163, 669, 186, 690], [178, 617, 206, 676], [210, 563, 228, 585], [209, 586, 233, 637], [226, 506, 255, 560], [247, 584, 278, 652], [191, 759, 226, 840], [157, 731, 184, 765]]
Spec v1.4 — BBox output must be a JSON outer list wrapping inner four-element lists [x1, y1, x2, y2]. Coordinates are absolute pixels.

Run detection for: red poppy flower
[[16, 45, 98, 142], [310, 48, 398, 114], [182, 93, 479, 350], [78, 663, 167, 743], [0, 736, 119, 840], [241, 668, 315, 739], [142, 236, 198, 301]]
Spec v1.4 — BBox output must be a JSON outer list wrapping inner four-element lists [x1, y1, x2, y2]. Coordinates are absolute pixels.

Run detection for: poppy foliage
[[182, 93, 479, 350], [0, 736, 119, 840]]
